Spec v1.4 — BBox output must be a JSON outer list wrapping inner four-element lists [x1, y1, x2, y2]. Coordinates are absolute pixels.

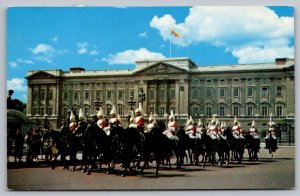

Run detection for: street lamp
[[139, 88, 146, 106], [93, 97, 102, 112], [127, 95, 136, 111]]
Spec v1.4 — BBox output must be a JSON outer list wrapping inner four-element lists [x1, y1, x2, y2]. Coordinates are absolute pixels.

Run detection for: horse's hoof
[[122, 174, 125, 177], [86, 171, 91, 175], [82, 169, 86, 173], [72, 168, 75, 171], [226, 162, 229, 165]]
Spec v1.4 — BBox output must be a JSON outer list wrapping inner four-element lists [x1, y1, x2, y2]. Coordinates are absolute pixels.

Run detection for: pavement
[[7, 145, 295, 190]]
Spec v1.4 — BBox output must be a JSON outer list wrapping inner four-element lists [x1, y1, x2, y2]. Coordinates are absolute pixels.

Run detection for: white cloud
[[77, 42, 89, 54], [139, 31, 147, 38], [29, 44, 55, 55], [51, 36, 58, 43], [9, 61, 18, 68], [77, 42, 99, 56], [7, 78, 27, 92], [102, 48, 166, 65], [150, 6, 294, 63], [17, 58, 34, 65], [29, 43, 65, 64], [89, 50, 99, 56]]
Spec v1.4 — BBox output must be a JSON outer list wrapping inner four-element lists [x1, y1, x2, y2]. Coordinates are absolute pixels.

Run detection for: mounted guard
[[96, 107, 106, 130], [145, 112, 157, 133], [249, 120, 259, 140], [207, 115, 220, 140], [231, 116, 241, 139], [69, 111, 77, 132], [134, 103, 145, 133], [163, 110, 179, 141]]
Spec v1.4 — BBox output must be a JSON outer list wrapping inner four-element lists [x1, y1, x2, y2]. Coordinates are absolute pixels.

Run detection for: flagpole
[[169, 28, 172, 58]]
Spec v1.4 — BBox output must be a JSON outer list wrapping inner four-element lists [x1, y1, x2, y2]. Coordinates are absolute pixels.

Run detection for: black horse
[[223, 127, 244, 164], [140, 121, 178, 176], [201, 133, 218, 167], [244, 133, 260, 161], [216, 133, 230, 167], [265, 131, 278, 158]]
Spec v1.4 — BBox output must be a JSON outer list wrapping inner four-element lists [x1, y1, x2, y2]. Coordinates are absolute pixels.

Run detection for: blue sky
[[7, 6, 294, 103]]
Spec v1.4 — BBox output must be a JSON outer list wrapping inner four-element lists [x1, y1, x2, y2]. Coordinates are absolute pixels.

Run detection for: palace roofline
[[26, 57, 294, 78]]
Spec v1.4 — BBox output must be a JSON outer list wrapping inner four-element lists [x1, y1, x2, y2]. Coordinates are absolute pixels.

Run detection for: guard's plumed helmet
[[251, 120, 256, 128], [110, 105, 117, 116], [70, 111, 76, 122], [129, 111, 135, 123], [269, 113, 276, 127], [97, 107, 104, 118], [234, 116, 238, 125], [211, 114, 217, 125], [169, 110, 175, 120], [198, 119, 203, 127], [79, 108, 85, 120], [135, 103, 143, 115], [149, 112, 154, 123]]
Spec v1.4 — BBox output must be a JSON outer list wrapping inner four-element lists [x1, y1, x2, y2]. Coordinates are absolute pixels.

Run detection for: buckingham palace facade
[[26, 57, 295, 142]]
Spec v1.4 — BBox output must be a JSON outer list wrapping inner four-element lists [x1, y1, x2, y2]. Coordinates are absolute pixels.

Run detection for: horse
[[244, 132, 260, 161], [201, 132, 218, 167], [265, 131, 278, 158], [223, 127, 244, 164], [140, 121, 176, 176], [216, 132, 230, 166]]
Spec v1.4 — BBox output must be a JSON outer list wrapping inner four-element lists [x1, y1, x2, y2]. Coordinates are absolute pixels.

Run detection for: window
[[107, 91, 112, 99], [33, 92, 38, 100], [207, 88, 212, 98], [41, 91, 45, 100], [160, 107, 165, 115], [130, 90, 134, 98], [261, 87, 269, 97], [159, 89, 165, 99], [193, 107, 198, 116], [219, 106, 225, 116], [96, 91, 101, 99], [233, 87, 239, 97], [41, 107, 44, 116], [106, 105, 112, 115], [85, 91, 89, 100], [170, 88, 175, 98], [233, 106, 239, 116], [261, 105, 268, 116], [118, 107, 123, 115], [74, 92, 79, 100], [49, 91, 53, 100], [33, 108, 37, 115], [193, 89, 198, 99], [118, 91, 123, 99], [149, 89, 154, 98], [247, 87, 253, 97], [276, 87, 283, 97], [206, 106, 212, 116], [48, 107, 53, 115], [247, 105, 253, 116], [276, 106, 283, 116], [149, 107, 154, 114], [219, 88, 225, 97], [64, 92, 68, 100]]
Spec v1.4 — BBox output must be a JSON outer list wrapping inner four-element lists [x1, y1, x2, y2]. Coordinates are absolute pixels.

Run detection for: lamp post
[[93, 97, 102, 113], [139, 88, 146, 106], [127, 95, 136, 111]]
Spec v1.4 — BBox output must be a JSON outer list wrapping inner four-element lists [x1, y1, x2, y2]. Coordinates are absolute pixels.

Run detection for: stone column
[[55, 81, 60, 117], [45, 84, 49, 115], [254, 78, 260, 115], [80, 83, 84, 108], [175, 80, 180, 115], [142, 80, 148, 115], [26, 84, 33, 116], [155, 81, 159, 115], [90, 82, 95, 116]]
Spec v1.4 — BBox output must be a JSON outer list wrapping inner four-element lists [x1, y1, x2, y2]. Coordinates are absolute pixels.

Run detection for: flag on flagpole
[[171, 29, 180, 38]]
